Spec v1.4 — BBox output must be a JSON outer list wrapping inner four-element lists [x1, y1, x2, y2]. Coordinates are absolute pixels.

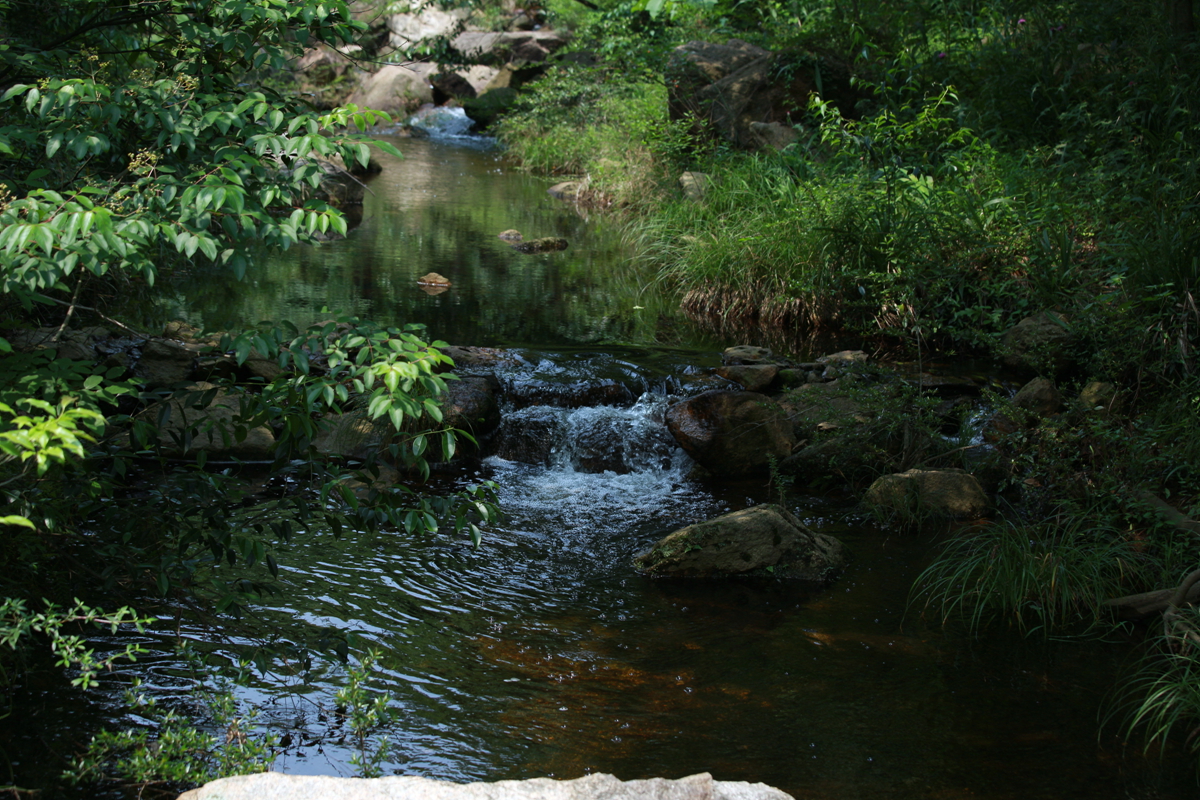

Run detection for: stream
[[4, 130, 1191, 799]]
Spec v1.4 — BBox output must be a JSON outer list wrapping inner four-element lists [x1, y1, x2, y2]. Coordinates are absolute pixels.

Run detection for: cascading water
[[407, 106, 492, 147]]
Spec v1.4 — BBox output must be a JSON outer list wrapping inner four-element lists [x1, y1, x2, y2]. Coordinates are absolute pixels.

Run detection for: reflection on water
[[163, 136, 722, 353]]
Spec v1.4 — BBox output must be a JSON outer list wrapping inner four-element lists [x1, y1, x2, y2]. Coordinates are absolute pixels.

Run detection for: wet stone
[[488, 406, 568, 465]]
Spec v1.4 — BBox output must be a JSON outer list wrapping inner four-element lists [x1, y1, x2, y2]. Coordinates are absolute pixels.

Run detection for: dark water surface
[[6, 136, 1189, 799]]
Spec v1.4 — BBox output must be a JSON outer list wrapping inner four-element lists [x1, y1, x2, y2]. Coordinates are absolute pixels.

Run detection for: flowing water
[[5, 134, 1191, 798]]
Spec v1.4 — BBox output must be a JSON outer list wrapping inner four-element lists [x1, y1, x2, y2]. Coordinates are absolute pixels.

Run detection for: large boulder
[[179, 771, 794, 800], [635, 504, 846, 580], [1001, 311, 1076, 374], [864, 468, 989, 523], [665, 390, 794, 477], [451, 30, 569, 63], [346, 65, 434, 116]]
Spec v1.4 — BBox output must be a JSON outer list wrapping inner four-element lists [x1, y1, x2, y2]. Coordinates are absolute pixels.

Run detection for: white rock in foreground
[[177, 771, 794, 800]]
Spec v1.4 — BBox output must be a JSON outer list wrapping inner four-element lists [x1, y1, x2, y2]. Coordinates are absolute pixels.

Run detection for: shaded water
[[5, 137, 1190, 798]]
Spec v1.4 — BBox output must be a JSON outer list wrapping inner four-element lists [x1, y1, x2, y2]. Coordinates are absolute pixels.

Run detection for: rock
[[679, 171, 712, 202], [667, 40, 769, 135], [547, 181, 581, 201], [461, 87, 518, 129], [748, 121, 798, 150], [436, 345, 517, 370], [864, 468, 989, 523], [489, 406, 567, 465], [1012, 376, 1062, 418], [510, 237, 568, 253], [388, 7, 470, 51], [721, 345, 774, 365], [778, 437, 866, 481], [135, 338, 201, 388], [668, 40, 856, 149], [1079, 380, 1120, 413], [346, 65, 434, 116], [242, 356, 284, 383], [775, 381, 871, 439], [716, 364, 779, 392], [497, 229, 523, 241], [1002, 311, 1076, 374], [500, 377, 632, 410], [418, 272, 452, 286], [635, 504, 846, 580], [665, 390, 794, 477], [130, 383, 276, 459], [441, 376, 501, 440], [451, 30, 570, 63], [5, 326, 106, 362], [296, 159, 366, 207], [431, 71, 478, 102], [179, 771, 794, 800], [313, 411, 386, 460], [818, 349, 867, 364]]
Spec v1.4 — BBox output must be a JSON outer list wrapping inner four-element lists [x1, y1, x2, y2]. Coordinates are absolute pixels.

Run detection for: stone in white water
[[177, 771, 795, 800]]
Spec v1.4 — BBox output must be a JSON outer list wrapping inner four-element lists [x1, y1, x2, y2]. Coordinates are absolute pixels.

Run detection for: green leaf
[[0, 515, 35, 529]]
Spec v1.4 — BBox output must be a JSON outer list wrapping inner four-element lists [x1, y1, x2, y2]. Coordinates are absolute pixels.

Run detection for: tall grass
[[913, 514, 1149, 637]]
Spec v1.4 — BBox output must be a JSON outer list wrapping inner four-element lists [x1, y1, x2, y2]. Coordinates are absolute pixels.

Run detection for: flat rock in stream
[[179, 771, 794, 800], [636, 504, 845, 580]]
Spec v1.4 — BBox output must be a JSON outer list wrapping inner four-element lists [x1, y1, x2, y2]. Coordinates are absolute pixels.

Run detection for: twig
[[42, 296, 150, 339], [51, 274, 85, 343]]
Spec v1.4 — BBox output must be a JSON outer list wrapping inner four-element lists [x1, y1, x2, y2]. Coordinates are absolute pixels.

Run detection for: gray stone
[[747, 120, 798, 150], [716, 364, 779, 392], [635, 504, 846, 580], [388, 7, 470, 51], [179, 771, 794, 800], [346, 65, 434, 116], [5, 326, 105, 362], [1012, 376, 1062, 418], [721, 344, 772, 365], [1002, 311, 1076, 374], [665, 390, 794, 477], [864, 468, 989, 523]]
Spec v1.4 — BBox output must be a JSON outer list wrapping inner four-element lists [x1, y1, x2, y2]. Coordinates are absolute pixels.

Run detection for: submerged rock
[[179, 771, 794, 800], [635, 503, 846, 580], [497, 229, 523, 241], [665, 390, 794, 477], [510, 237, 569, 253]]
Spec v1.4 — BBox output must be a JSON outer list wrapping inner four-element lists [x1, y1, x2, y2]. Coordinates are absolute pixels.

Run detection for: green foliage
[[0, 598, 152, 689], [335, 650, 393, 778], [65, 649, 276, 791]]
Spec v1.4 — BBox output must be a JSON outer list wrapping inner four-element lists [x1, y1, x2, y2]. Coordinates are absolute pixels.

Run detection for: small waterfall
[[484, 394, 718, 538], [408, 106, 492, 146]]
